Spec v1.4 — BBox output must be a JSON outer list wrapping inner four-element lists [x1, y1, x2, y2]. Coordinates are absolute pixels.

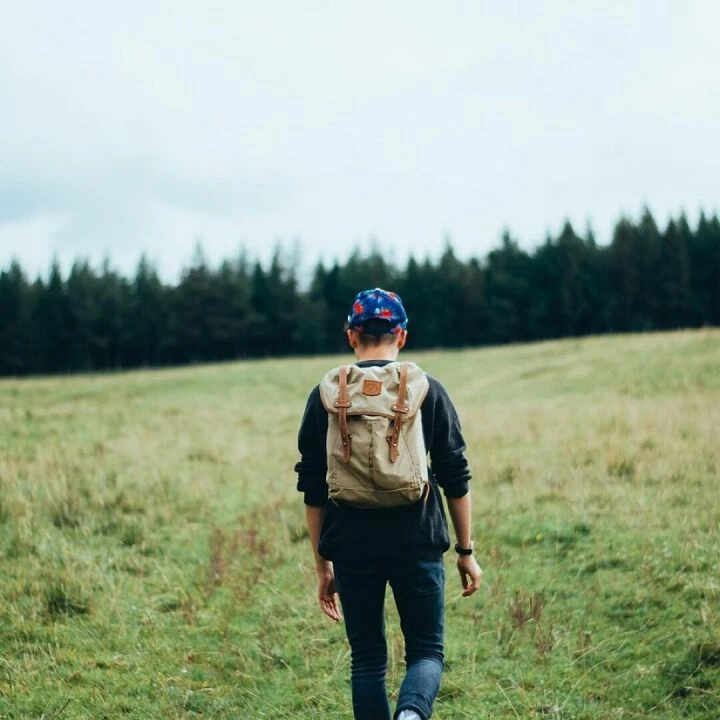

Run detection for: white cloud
[[1, 1, 719, 280]]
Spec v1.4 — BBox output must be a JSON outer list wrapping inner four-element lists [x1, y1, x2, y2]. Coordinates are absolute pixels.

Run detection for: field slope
[[1, 330, 719, 719]]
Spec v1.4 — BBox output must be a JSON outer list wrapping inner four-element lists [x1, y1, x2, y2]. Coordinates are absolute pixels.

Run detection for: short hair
[[346, 318, 400, 347]]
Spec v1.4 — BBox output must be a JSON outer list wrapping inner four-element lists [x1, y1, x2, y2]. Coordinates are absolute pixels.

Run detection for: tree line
[[1, 208, 719, 376]]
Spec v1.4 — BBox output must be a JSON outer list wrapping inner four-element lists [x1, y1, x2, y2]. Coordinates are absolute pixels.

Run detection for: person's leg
[[334, 559, 392, 720], [389, 558, 445, 720]]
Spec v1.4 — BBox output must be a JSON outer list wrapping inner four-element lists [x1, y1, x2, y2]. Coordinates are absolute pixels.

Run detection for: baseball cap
[[347, 288, 408, 334]]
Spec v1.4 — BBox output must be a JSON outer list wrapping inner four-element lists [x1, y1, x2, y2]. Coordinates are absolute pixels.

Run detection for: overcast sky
[[1, 1, 718, 281]]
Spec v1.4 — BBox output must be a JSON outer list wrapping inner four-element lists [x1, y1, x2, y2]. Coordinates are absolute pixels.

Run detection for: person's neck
[[354, 347, 399, 363]]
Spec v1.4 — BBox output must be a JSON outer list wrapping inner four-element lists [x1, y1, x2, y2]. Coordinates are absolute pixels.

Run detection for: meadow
[[0, 330, 719, 719]]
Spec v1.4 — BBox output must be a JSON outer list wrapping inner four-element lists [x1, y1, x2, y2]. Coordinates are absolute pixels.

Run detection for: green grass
[[1, 329, 719, 718]]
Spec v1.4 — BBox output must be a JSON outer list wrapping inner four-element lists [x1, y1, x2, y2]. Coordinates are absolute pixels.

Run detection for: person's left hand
[[457, 554, 483, 597]]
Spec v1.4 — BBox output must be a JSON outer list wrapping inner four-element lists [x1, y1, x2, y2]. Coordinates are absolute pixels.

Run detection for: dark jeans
[[333, 556, 444, 720]]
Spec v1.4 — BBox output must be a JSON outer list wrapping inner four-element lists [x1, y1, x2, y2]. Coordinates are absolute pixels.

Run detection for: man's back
[[296, 288, 482, 720]]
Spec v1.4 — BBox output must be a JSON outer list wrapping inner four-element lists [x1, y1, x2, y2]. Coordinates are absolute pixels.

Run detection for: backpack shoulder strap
[[335, 366, 352, 463], [387, 362, 410, 462]]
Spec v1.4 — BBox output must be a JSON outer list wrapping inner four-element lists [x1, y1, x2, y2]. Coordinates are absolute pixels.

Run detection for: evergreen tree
[[459, 257, 488, 347], [127, 255, 167, 367], [609, 217, 646, 331], [248, 259, 273, 357], [581, 223, 612, 335], [410, 257, 446, 348], [93, 259, 132, 370], [264, 247, 299, 356], [210, 254, 251, 359], [173, 244, 214, 363], [31, 260, 71, 373], [65, 259, 98, 371], [484, 231, 532, 343], [692, 213, 720, 325], [656, 216, 692, 329], [436, 242, 467, 347], [636, 208, 662, 328], [0, 260, 31, 374], [531, 233, 563, 340], [551, 221, 595, 337], [303, 261, 332, 354], [396, 257, 423, 347], [341, 246, 396, 298]]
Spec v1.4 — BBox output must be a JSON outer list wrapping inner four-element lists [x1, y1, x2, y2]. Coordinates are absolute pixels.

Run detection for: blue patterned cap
[[347, 288, 408, 334]]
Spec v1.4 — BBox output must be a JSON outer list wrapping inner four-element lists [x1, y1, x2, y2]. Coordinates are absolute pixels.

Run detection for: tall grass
[[0, 330, 718, 718]]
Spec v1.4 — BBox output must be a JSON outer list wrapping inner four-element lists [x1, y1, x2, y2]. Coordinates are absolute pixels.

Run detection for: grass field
[[1, 330, 719, 719]]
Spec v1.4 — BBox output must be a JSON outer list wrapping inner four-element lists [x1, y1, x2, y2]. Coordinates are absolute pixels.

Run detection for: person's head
[[345, 288, 408, 359]]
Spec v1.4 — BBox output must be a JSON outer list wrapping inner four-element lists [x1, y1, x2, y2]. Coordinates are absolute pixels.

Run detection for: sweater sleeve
[[294, 385, 329, 506], [422, 375, 471, 498]]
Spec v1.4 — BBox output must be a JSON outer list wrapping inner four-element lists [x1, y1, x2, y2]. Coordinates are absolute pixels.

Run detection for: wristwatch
[[454, 542, 473, 556]]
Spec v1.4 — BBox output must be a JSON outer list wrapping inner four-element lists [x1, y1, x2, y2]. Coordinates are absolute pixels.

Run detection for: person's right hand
[[317, 566, 342, 621], [457, 554, 483, 597]]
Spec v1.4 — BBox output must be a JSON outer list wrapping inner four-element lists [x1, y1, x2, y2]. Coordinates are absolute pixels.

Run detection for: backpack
[[318, 362, 430, 508]]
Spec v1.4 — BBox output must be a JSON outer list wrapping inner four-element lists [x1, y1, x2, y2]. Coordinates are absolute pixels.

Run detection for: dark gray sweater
[[295, 360, 471, 561]]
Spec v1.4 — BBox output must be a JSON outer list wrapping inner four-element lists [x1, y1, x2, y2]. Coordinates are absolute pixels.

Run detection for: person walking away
[[295, 288, 483, 720]]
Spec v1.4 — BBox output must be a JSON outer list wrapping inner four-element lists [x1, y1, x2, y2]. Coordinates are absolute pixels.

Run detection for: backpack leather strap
[[388, 363, 409, 463], [334, 366, 352, 463]]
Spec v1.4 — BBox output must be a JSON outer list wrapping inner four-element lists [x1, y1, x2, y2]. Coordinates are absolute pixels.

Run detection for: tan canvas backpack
[[319, 362, 430, 508]]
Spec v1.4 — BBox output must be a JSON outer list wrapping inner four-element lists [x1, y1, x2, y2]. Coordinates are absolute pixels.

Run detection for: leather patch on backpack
[[362, 380, 382, 396]]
